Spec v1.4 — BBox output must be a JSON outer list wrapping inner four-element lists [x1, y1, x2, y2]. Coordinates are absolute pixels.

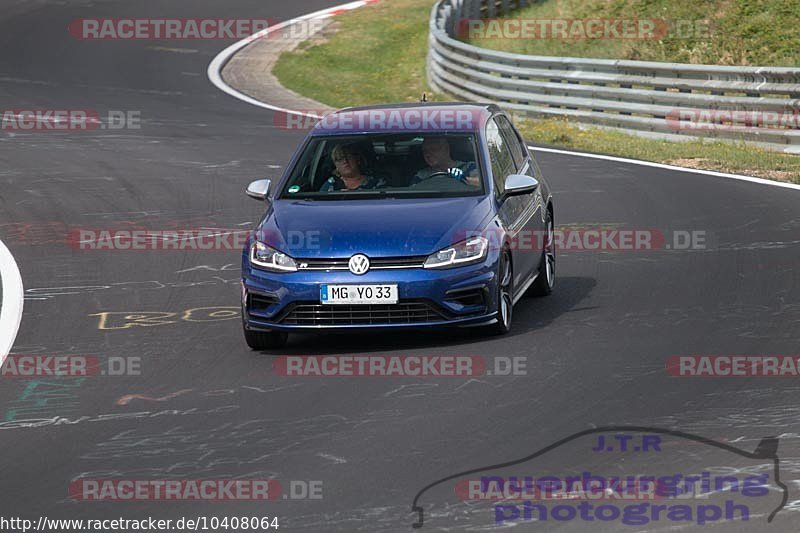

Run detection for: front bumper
[[241, 257, 499, 331]]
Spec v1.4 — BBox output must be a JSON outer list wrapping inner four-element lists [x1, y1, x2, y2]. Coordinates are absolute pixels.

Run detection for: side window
[[495, 115, 526, 170], [485, 119, 515, 195], [527, 152, 542, 179]]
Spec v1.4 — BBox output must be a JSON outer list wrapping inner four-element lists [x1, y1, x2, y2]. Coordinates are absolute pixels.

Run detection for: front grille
[[276, 300, 446, 326], [296, 256, 426, 271]]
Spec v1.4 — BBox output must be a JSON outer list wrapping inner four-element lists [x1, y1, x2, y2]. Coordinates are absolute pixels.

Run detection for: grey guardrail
[[427, 0, 800, 152]]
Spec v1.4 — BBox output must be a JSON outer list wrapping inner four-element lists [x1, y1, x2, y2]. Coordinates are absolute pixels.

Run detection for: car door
[[486, 116, 539, 290], [501, 115, 547, 278]]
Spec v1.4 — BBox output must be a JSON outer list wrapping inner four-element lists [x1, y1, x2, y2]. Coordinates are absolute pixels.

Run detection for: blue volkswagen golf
[[241, 103, 554, 350]]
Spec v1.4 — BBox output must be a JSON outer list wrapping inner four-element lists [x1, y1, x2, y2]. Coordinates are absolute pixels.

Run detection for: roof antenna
[[420, 92, 428, 103]]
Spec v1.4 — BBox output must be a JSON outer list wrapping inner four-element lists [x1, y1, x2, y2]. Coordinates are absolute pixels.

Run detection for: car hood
[[256, 196, 494, 258]]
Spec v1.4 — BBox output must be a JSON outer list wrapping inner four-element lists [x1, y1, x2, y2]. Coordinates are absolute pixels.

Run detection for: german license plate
[[320, 284, 398, 304]]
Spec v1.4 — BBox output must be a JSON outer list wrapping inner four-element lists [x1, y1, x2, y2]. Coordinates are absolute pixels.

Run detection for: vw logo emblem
[[348, 254, 370, 275]]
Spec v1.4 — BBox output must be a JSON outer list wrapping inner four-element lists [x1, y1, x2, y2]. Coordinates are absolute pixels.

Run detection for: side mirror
[[246, 179, 272, 201], [503, 174, 539, 197]]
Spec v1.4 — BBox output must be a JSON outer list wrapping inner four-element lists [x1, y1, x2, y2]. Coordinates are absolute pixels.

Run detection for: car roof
[[308, 102, 500, 136]]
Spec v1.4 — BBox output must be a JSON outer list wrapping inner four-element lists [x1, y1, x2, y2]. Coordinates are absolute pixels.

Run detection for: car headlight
[[424, 236, 488, 269], [250, 241, 298, 272]]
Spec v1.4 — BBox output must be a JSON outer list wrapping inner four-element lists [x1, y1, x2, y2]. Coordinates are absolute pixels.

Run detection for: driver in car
[[411, 137, 480, 187]]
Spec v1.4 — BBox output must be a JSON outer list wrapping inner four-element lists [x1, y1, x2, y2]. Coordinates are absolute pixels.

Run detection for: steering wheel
[[421, 171, 455, 180], [411, 171, 473, 191]]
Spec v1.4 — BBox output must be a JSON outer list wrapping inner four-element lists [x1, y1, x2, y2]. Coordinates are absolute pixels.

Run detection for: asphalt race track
[[0, 0, 799, 531]]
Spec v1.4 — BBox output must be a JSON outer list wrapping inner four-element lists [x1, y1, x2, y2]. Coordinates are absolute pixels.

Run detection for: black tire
[[529, 210, 555, 297], [487, 250, 513, 335], [243, 326, 288, 351]]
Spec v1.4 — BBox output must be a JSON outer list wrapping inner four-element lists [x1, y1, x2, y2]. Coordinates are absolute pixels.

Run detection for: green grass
[[273, 0, 800, 183], [273, 0, 438, 107], [464, 0, 800, 66], [516, 118, 800, 182]]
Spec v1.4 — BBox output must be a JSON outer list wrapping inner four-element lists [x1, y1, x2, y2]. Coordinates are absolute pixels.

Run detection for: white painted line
[[207, 0, 377, 117], [0, 238, 24, 366], [205, 0, 800, 192], [530, 146, 800, 191]]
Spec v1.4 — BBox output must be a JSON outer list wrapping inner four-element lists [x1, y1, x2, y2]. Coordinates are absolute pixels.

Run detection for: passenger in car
[[412, 137, 480, 187], [321, 144, 386, 191]]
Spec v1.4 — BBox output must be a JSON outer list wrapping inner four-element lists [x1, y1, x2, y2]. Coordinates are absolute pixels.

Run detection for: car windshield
[[277, 133, 484, 199]]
